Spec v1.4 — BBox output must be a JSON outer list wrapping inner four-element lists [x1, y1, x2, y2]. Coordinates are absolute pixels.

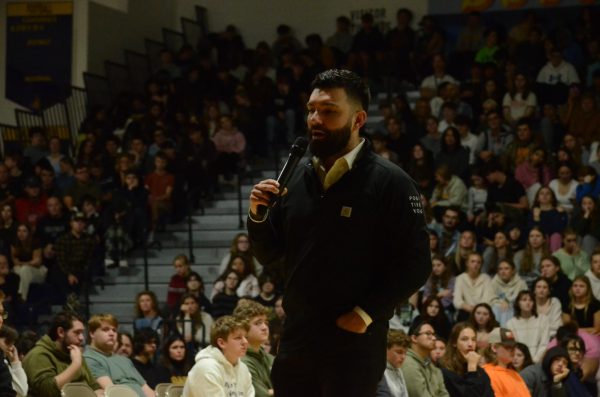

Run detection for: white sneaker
[[147, 231, 155, 244], [104, 258, 114, 267], [118, 259, 128, 268]]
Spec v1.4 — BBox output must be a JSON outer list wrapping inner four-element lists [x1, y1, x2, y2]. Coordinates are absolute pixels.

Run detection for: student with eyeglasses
[[402, 321, 450, 397]]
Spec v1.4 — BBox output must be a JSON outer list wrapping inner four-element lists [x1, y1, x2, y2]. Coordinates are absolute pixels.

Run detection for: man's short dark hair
[[155, 151, 168, 162], [29, 127, 45, 138], [437, 81, 451, 93], [455, 115, 471, 127], [408, 320, 432, 336], [48, 311, 83, 341], [15, 330, 38, 357], [59, 157, 74, 167], [105, 135, 121, 145], [444, 206, 461, 217], [75, 163, 88, 171], [0, 326, 18, 345], [396, 8, 413, 21], [311, 69, 371, 111], [132, 328, 158, 355], [516, 118, 533, 130], [336, 16, 350, 26], [277, 24, 291, 36], [441, 102, 457, 112], [483, 160, 505, 176], [486, 108, 501, 119]]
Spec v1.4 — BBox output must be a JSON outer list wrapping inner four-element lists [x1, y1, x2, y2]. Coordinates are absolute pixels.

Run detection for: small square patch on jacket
[[340, 206, 352, 218]]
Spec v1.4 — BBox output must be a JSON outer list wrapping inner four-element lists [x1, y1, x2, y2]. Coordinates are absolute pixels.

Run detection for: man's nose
[[308, 111, 322, 125]]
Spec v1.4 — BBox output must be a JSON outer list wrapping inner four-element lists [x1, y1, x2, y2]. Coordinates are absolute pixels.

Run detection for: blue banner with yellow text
[[5, 1, 73, 111], [429, 0, 598, 14]]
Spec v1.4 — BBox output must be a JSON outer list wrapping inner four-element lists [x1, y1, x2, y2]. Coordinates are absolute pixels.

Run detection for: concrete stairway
[[85, 167, 278, 333]]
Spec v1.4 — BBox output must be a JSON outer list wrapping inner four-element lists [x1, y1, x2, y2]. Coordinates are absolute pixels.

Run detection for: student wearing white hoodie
[[183, 315, 255, 397], [453, 253, 492, 322], [584, 251, 600, 301], [489, 259, 528, 326]]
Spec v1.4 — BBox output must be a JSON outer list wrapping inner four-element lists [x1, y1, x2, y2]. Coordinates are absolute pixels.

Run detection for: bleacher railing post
[[187, 190, 195, 263], [237, 171, 244, 229], [142, 238, 149, 291]]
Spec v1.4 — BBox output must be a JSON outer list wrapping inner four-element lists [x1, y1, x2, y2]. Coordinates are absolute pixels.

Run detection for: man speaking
[[248, 69, 431, 397]]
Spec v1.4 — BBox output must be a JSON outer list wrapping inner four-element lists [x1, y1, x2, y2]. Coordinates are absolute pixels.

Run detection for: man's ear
[[216, 337, 226, 350], [353, 110, 367, 131], [57, 327, 65, 340]]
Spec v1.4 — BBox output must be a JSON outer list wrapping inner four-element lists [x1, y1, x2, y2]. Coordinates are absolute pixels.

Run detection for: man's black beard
[[308, 121, 352, 159]]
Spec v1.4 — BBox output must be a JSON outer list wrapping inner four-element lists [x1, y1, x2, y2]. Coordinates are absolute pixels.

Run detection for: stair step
[[89, 283, 169, 303], [125, 247, 229, 265], [155, 230, 243, 245], [103, 265, 220, 283], [205, 199, 250, 210], [165, 214, 245, 232], [202, 207, 249, 216], [88, 302, 135, 317]]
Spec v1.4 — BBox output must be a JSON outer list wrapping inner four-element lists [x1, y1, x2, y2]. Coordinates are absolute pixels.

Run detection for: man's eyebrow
[[307, 101, 340, 107]]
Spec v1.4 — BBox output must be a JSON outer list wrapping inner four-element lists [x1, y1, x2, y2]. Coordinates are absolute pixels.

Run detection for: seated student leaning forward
[[22, 311, 102, 397], [183, 315, 255, 397]]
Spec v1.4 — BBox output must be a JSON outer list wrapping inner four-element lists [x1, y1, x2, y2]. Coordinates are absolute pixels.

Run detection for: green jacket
[[402, 348, 449, 397], [241, 347, 273, 397], [22, 335, 100, 397]]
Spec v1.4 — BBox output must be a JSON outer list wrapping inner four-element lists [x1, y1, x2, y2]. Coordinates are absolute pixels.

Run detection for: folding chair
[[61, 382, 96, 397], [105, 384, 138, 397], [155, 383, 171, 397], [166, 384, 184, 397]]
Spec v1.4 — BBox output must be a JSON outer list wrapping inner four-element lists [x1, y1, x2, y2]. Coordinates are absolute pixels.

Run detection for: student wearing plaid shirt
[[53, 212, 95, 304]]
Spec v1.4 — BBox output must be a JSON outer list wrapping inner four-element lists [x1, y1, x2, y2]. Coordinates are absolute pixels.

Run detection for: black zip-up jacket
[[248, 143, 431, 352]]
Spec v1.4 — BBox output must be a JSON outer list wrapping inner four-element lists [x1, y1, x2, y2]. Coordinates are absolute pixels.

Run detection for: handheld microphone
[[255, 136, 309, 219]]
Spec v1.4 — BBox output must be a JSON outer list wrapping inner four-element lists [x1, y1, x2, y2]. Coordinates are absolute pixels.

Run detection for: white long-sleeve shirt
[[5, 359, 27, 397], [453, 273, 492, 311], [506, 315, 550, 363], [536, 61, 580, 86], [585, 270, 600, 301], [537, 297, 563, 338]]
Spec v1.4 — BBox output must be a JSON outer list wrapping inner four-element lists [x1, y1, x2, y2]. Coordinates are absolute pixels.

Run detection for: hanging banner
[[5, 2, 73, 111], [461, 0, 495, 12], [435, 0, 597, 14], [501, 0, 529, 8], [539, 0, 562, 5]]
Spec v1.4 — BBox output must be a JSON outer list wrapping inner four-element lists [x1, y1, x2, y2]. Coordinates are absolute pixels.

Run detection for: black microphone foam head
[[290, 137, 309, 157]]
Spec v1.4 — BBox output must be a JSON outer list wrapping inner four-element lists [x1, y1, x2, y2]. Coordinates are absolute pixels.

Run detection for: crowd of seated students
[[0, 5, 598, 396]]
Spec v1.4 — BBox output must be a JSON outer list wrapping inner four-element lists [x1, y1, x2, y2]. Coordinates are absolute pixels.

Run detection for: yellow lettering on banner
[[26, 39, 51, 46], [24, 75, 53, 83], [539, 0, 561, 5], [501, 0, 528, 9], [7, 2, 73, 17], [22, 17, 58, 23], [461, 0, 494, 12]]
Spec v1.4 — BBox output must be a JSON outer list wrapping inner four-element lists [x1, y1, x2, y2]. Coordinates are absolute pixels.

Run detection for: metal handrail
[[237, 170, 244, 229], [186, 187, 203, 263]]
